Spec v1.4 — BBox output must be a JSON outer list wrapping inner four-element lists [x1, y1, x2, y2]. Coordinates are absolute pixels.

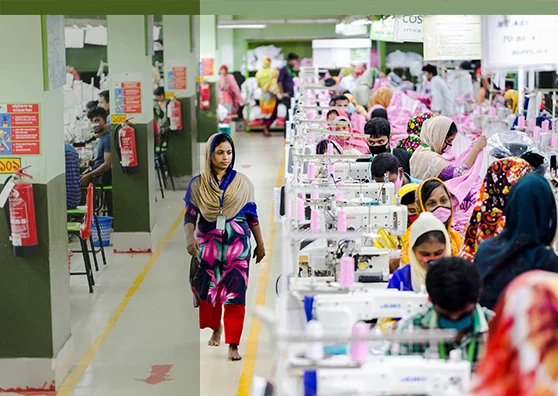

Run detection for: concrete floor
[[54, 132, 284, 396]]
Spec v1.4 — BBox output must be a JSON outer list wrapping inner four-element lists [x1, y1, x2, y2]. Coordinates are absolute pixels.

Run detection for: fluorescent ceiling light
[[218, 24, 267, 29]]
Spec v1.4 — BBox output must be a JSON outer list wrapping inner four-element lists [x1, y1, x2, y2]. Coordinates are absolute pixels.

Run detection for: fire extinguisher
[[200, 81, 210, 110], [1, 166, 39, 257], [167, 97, 183, 131], [114, 119, 138, 173]]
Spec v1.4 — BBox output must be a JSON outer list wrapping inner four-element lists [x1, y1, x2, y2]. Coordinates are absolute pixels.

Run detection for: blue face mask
[[348, 103, 355, 115], [438, 313, 474, 332]]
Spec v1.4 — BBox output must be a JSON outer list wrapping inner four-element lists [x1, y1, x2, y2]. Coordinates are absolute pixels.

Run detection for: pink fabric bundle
[[385, 91, 430, 147], [445, 144, 485, 233]]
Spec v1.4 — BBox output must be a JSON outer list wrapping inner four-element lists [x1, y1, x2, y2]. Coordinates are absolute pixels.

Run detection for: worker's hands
[[253, 244, 266, 264], [473, 135, 488, 152], [187, 235, 200, 257], [80, 173, 92, 186]]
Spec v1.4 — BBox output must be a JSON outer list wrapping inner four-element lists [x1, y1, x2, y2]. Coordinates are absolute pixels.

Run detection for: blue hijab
[[475, 174, 558, 309]]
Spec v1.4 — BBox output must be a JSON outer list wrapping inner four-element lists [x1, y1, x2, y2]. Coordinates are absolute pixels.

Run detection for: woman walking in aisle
[[255, 56, 279, 137], [184, 133, 266, 361], [218, 65, 244, 122]]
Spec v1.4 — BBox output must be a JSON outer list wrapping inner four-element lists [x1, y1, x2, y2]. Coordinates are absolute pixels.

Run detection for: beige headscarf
[[186, 133, 255, 222], [410, 116, 453, 180], [409, 212, 452, 292], [368, 86, 393, 109]]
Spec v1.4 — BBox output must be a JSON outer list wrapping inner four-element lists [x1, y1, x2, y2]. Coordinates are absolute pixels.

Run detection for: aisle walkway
[[51, 132, 284, 396]]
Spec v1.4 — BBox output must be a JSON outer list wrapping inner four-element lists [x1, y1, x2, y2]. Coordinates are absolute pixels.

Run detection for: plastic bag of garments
[[217, 105, 229, 122], [487, 127, 536, 159]]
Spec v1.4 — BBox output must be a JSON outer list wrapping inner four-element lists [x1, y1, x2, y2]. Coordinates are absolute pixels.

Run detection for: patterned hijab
[[185, 133, 255, 222], [397, 112, 435, 153], [471, 270, 558, 396], [461, 158, 532, 261]]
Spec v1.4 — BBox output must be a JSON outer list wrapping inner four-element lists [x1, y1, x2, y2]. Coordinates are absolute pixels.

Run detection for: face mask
[[439, 313, 474, 332], [348, 103, 355, 115], [394, 175, 403, 192], [89, 123, 101, 134], [408, 213, 418, 225], [369, 143, 389, 156], [419, 251, 446, 266], [431, 206, 452, 224]]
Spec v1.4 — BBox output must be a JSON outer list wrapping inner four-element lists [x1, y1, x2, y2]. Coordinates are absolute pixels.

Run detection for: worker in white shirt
[[422, 64, 455, 117]]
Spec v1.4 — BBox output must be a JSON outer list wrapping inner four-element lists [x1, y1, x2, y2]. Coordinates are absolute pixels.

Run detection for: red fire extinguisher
[[168, 97, 183, 131], [1, 166, 39, 257], [200, 81, 210, 110], [114, 119, 138, 173]]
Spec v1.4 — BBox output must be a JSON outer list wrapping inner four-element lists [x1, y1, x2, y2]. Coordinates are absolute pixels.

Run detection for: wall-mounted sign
[[482, 15, 558, 72], [0, 158, 21, 174], [370, 17, 402, 43], [167, 67, 187, 91], [113, 74, 143, 116], [0, 104, 41, 156], [423, 15, 482, 61], [394, 15, 424, 43]]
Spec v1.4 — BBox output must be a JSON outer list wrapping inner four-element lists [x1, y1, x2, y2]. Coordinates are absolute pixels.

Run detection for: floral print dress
[[185, 203, 258, 307]]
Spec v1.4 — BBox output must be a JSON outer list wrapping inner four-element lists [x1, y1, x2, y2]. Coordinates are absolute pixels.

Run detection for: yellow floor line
[[56, 208, 185, 396], [236, 150, 285, 396]]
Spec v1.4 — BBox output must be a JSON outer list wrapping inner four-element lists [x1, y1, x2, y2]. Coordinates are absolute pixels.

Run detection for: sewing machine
[[313, 289, 428, 335], [313, 356, 471, 396], [332, 162, 371, 182], [337, 182, 395, 206], [343, 205, 407, 234]]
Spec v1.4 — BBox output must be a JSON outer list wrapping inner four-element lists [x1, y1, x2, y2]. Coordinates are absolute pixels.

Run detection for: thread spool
[[305, 320, 324, 361], [517, 116, 525, 129], [475, 106, 481, 116], [298, 197, 305, 222], [311, 181, 319, 200], [542, 120, 550, 132], [339, 256, 354, 287], [533, 126, 541, 142], [307, 163, 316, 180], [350, 322, 369, 363], [527, 118, 536, 132], [327, 164, 335, 175], [310, 210, 320, 232], [327, 142, 334, 155], [337, 210, 347, 232], [336, 181, 344, 201], [488, 107, 496, 118]]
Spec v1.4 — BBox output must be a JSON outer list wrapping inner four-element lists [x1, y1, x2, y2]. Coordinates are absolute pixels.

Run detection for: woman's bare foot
[[228, 344, 242, 361], [263, 127, 271, 137], [208, 326, 222, 347]]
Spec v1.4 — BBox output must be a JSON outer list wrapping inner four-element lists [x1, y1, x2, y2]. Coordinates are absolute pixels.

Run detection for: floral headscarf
[[470, 270, 558, 396], [396, 112, 435, 153], [460, 158, 531, 261]]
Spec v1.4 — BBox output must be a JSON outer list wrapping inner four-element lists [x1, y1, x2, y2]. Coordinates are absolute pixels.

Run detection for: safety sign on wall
[[114, 81, 142, 115], [0, 104, 41, 156], [201, 58, 214, 77], [167, 67, 187, 91]]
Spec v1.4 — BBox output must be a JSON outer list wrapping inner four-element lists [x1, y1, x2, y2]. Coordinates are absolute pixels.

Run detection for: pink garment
[[444, 144, 485, 233], [351, 113, 366, 134], [385, 91, 430, 147], [329, 116, 369, 154], [218, 74, 244, 116]]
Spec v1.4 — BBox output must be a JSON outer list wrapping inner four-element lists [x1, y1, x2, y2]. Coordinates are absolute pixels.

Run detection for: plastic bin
[[92, 216, 113, 247], [219, 123, 231, 135]]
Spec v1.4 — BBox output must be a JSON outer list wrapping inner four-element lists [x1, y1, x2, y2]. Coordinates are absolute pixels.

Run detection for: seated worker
[[395, 256, 493, 369], [65, 141, 81, 209], [359, 118, 413, 174], [369, 153, 422, 188], [374, 183, 420, 273], [388, 212, 451, 291], [81, 106, 112, 188], [400, 178, 463, 265], [99, 90, 111, 126]]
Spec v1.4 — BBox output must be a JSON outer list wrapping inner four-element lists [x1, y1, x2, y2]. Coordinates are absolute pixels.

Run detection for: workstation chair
[[68, 183, 96, 293]]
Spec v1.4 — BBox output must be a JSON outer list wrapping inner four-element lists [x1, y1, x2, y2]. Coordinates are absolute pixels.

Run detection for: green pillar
[[162, 15, 199, 188], [107, 16, 157, 252], [198, 15, 219, 143], [0, 16, 73, 392]]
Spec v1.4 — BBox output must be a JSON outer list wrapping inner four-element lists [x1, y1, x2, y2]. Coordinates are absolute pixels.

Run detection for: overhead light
[[218, 24, 267, 29]]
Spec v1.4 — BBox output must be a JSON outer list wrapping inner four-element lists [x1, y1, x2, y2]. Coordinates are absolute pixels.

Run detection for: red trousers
[[199, 297, 246, 345]]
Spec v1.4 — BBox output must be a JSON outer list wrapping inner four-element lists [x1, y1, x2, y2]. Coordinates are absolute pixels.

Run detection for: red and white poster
[[173, 67, 187, 90], [115, 81, 142, 115], [0, 103, 41, 156]]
